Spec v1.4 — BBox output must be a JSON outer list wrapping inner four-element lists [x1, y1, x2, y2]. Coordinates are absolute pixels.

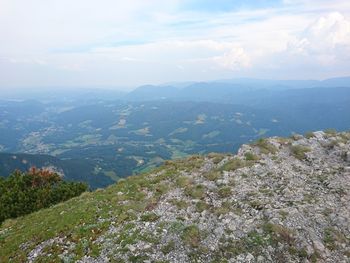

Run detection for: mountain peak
[[1, 131, 350, 262]]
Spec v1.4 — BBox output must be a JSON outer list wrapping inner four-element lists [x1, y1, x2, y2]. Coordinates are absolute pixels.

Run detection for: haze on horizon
[[0, 0, 350, 89]]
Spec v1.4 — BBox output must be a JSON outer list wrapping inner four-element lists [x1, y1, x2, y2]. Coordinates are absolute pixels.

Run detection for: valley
[[1, 80, 350, 188]]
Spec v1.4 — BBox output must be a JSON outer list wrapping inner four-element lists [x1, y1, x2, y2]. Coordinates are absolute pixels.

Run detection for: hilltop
[[0, 130, 349, 262]]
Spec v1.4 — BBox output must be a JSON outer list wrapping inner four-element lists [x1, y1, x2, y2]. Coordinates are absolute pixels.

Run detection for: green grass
[[219, 157, 257, 172], [204, 170, 221, 181], [181, 225, 202, 248], [0, 151, 209, 262], [244, 152, 259, 161], [215, 221, 299, 259], [324, 128, 337, 136], [213, 201, 232, 216], [3, 130, 343, 262], [195, 201, 209, 213], [161, 240, 175, 255], [0, 170, 167, 262], [166, 155, 205, 172], [217, 186, 232, 198], [290, 145, 311, 160], [207, 153, 226, 164], [252, 138, 277, 154], [0, 190, 110, 262], [219, 158, 245, 171], [169, 199, 189, 210], [169, 221, 186, 233], [305, 131, 315, 139], [175, 176, 192, 188], [323, 227, 346, 250], [141, 212, 160, 222], [184, 184, 206, 199]]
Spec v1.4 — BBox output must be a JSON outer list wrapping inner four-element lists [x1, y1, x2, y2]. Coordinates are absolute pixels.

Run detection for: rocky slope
[[1, 130, 349, 263]]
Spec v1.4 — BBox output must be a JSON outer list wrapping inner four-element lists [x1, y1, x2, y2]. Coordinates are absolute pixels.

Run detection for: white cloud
[[287, 12, 350, 65], [0, 0, 350, 87], [214, 47, 251, 70], [9, 58, 47, 65], [307, 12, 350, 47]]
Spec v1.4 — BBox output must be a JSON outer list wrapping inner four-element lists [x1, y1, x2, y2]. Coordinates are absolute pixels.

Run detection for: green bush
[[0, 168, 87, 224], [220, 158, 244, 171], [184, 184, 206, 199], [204, 171, 221, 181], [218, 186, 232, 198], [244, 152, 259, 161], [305, 132, 315, 139], [140, 212, 159, 222], [181, 225, 201, 247], [252, 138, 277, 154], [324, 129, 337, 136], [290, 145, 311, 160]]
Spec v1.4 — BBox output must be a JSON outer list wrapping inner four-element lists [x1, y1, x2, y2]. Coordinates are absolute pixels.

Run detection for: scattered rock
[[10, 131, 350, 263]]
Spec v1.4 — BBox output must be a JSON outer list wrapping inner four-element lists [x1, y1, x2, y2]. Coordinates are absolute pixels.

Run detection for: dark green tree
[[0, 167, 88, 224]]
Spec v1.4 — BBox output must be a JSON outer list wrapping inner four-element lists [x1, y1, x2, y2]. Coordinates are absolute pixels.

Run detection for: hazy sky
[[0, 0, 350, 88]]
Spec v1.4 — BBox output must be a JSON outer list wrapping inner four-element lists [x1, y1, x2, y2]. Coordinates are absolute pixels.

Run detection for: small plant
[[244, 152, 259, 161], [175, 176, 192, 188], [169, 221, 185, 233], [279, 210, 289, 220], [288, 247, 308, 259], [195, 201, 209, 213], [290, 133, 304, 141], [181, 225, 201, 247], [252, 138, 277, 154], [213, 201, 231, 215], [207, 153, 225, 164], [154, 183, 169, 198], [305, 131, 315, 139], [169, 199, 188, 210], [339, 133, 350, 142], [323, 227, 346, 250], [290, 145, 311, 160], [161, 240, 175, 254], [249, 200, 264, 210], [204, 171, 221, 181], [217, 186, 232, 198], [141, 212, 160, 222], [262, 222, 295, 246], [322, 207, 333, 216], [184, 155, 204, 170], [219, 158, 244, 171], [324, 128, 337, 136], [184, 184, 206, 199], [310, 252, 320, 263], [240, 173, 248, 178]]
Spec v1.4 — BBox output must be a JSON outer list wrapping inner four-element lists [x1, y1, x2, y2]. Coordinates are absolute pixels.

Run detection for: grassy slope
[[1, 131, 349, 262], [0, 156, 207, 262]]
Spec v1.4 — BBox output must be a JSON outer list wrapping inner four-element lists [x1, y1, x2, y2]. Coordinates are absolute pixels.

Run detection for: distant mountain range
[[1, 76, 350, 102], [0, 77, 349, 189], [125, 76, 350, 102]]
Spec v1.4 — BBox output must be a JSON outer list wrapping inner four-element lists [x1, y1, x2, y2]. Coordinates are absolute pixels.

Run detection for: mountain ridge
[[1, 130, 349, 262], [1, 76, 350, 102]]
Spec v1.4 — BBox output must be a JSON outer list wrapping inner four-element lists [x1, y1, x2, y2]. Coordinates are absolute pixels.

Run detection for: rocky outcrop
[[2, 131, 350, 263]]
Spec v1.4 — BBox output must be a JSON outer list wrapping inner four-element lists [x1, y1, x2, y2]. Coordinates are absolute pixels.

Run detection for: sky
[[0, 0, 350, 89]]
